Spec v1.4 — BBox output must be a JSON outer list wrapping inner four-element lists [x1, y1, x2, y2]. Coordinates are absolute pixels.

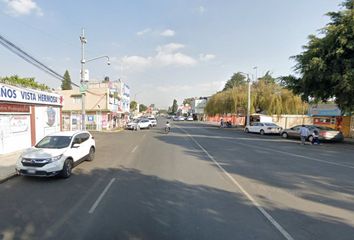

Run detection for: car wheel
[[282, 132, 288, 139], [86, 147, 95, 161], [308, 135, 314, 143], [260, 130, 265, 135], [61, 159, 73, 178], [245, 128, 249, 133]]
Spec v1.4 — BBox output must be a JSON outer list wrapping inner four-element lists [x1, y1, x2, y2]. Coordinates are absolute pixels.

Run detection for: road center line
[[88, 178, 116, 214], [178, 126, 294, 240], [131, 145, 139, 153]]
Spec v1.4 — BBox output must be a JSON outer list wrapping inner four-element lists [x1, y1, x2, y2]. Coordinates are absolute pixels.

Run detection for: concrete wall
[[271, 115, 313, 129]]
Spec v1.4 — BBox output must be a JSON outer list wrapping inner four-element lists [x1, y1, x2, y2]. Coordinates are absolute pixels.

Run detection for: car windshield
[[35, 136, 72, 149]]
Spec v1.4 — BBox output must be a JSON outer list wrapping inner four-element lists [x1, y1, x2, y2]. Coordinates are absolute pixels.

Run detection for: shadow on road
[[1, 166, 354, 240]]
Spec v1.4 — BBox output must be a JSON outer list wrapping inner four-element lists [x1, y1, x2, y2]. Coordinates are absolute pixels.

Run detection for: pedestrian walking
[[299, 125, 310, 145]]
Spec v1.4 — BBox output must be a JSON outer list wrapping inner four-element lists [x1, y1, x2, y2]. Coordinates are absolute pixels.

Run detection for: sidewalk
[[0, 150, 21, 183]]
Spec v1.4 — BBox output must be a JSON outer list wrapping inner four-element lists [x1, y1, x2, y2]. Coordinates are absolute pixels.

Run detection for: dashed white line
[[88, 178, 116, 214], [132, 145, 139, 153], [178, 126, 295, 240]]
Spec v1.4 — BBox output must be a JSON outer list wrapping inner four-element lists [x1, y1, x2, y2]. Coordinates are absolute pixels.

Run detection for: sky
[[0, 0, 344, 108]]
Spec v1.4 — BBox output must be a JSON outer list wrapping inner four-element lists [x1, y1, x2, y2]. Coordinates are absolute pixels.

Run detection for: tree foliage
[[130, 101, 137, 111], [183, 97, 194, 106], [171, 99, 178, 114], [205, 73, 307, 116], [139, 104, 147, 112], [281, 0, 354, 112], [61, 70, 72, 90], [0, 75, 49, 91], [223, 72, 247, 91]]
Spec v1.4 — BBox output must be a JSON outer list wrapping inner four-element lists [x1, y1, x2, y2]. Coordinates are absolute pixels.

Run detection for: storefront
[[0, 83, 62, 154]]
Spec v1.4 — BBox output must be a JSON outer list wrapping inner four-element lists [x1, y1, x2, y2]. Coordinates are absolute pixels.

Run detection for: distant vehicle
[[16, 131, 95, 178], [126, 119, 152, 130], [186, 116, 193, 121], [178, 116, 185, 121], [281, 125, 344, 142], [172, 116, 179, 121], [148, 117, 157, 127], [245, 122, 282, 135]]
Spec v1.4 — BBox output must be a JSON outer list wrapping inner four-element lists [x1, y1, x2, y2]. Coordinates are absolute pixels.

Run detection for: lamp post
[[80, 28, 110, 130]]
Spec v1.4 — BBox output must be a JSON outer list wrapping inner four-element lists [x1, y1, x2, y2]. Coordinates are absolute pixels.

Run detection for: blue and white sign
[[309, 104, 341, 116], [0, 83, 62, 106]]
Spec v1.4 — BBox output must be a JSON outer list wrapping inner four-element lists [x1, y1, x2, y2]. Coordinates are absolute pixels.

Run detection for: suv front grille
[[21, 158, 49, 167]]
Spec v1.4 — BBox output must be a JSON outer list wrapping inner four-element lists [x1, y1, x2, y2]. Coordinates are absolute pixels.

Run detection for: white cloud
[[160, 29, 175, 37], [136, 28, 151, 36], [199, 54, 216, 61], [156, 43, 184, 54], [3, 0, 43, 16], [118, 43, 197, 72], [122, 55, 152, 68], [198, 6, 206, 14]]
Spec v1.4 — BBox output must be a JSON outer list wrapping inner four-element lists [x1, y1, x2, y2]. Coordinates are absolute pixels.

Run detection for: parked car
[[173, 115, 185, 121], [16, 131, 95, 178], [186, 116, 193, 121], [281, 125, 344, 142], [245, 122, 282, 135], [148, 117, 157, 127], [126, 118, 152, 130]]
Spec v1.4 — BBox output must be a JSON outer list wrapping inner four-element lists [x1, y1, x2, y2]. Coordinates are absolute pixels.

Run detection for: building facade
[[59, 80, 130, 131], [0, 83, 62, 154]]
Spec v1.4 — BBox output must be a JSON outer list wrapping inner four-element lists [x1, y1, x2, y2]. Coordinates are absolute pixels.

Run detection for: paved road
[[0, 120, 354, 240]]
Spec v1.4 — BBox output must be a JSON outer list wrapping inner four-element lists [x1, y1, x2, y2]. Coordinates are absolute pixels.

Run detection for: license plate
[[27, 169, 36, 174]]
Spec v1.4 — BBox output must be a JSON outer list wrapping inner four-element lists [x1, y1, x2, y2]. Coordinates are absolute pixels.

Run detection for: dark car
[[281, 125, 344, 142]]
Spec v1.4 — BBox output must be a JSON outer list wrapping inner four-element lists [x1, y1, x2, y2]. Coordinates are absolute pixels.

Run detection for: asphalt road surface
[[1, 120, 354, 240]]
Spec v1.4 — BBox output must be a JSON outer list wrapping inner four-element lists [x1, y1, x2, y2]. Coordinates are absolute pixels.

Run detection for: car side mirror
[[72, 143, 80, 148]]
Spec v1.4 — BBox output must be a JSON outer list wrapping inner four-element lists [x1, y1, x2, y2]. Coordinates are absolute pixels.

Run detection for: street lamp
[[239, 72, 251, 126], [80, 28, 110, 130]]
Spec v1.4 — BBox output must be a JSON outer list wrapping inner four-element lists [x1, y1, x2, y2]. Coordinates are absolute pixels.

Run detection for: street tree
[[1, 75, 49, 91], [281, 0, 354, 113], [61, 70, 72, 90], [205, 72, 307, 116], [183, 98, 194, 106], [223, 72, 247, 91], [171, 99, 178, 114], [139, 104, 147, 112], [130, 101, 138, 111]]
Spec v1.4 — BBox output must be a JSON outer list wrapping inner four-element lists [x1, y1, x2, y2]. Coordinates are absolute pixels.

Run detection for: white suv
[[126, 118, 152, 130], [16, 131, 96, 178], [148, 117, 157, 127]]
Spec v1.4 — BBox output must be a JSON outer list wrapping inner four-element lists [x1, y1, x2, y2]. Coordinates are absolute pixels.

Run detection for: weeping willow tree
[[205, 73, 308, 116]]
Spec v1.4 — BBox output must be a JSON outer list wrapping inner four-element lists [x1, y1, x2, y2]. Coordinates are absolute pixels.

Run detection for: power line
[[0, 33, 106, 96]]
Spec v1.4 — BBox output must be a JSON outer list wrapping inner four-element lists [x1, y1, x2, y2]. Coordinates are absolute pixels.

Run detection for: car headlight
[[49, 155, 63, 162]]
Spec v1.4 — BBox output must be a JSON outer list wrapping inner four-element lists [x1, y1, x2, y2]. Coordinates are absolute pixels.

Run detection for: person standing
[[299, 125, 310, 145]]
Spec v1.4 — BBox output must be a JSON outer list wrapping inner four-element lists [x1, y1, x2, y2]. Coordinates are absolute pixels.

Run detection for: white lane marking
[[88, 178, 116, 214], [178, 127, 294, 240], [132, 145, 139, 153]]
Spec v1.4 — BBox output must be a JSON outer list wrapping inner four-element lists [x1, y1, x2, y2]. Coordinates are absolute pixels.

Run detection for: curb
[[0, 172, 18, 184], [90, 128, 124, 133]]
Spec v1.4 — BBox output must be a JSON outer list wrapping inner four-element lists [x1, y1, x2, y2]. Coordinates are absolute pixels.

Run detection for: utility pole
[[80, 28, 87, 131], [247, 75, 251, 126]]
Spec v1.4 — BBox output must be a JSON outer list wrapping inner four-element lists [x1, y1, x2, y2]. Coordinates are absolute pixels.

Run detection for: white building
[[191, 97, 209, 119], [0, 83, 62, 154]]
